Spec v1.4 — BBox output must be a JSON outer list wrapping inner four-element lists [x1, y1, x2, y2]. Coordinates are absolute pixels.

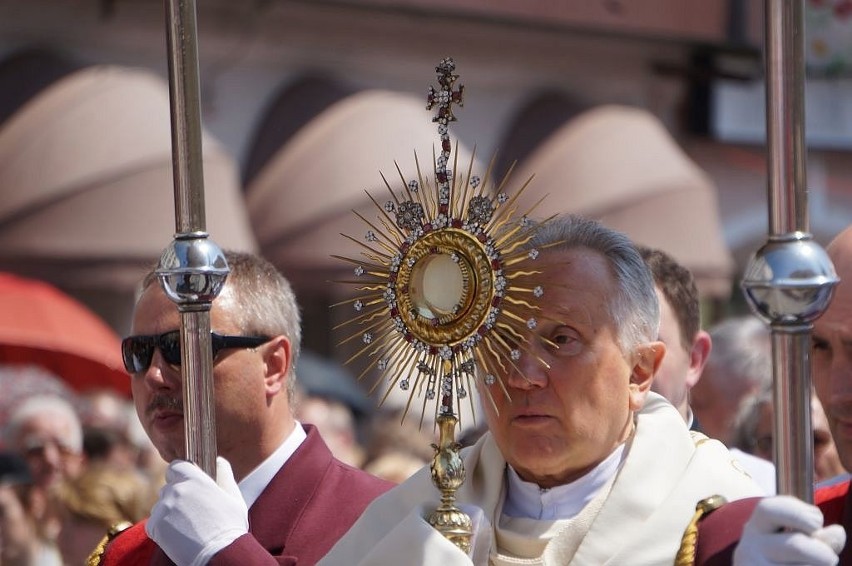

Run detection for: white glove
[[147, 457, 249, 566], [733, 495, 846, 566]]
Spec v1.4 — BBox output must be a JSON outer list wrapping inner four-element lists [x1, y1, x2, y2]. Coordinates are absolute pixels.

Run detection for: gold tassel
[[675, 495, 728, 566]]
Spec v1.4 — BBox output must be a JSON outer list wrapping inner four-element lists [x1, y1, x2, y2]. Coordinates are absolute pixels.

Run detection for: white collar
[[503, 443, 626, 520], [237, 421, 307, 509]]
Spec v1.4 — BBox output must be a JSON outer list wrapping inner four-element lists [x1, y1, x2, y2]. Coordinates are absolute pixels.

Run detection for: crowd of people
[[0, 215, 848, 565], [0, 387, 161, 565]]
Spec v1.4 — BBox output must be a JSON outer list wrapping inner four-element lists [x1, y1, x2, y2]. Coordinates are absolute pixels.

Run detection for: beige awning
[[246, 88, 478, 290], [0, 64, 257, 292], [512, 104, 734, 298]]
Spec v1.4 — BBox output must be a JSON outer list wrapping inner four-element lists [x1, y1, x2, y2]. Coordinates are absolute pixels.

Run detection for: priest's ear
[[629, 341, 665, 410]]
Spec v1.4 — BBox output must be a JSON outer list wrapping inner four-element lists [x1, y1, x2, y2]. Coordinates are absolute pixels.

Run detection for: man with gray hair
[[320, 214, 762, 565], [4, 395, 83, 492], [691, 315, 773, 447]]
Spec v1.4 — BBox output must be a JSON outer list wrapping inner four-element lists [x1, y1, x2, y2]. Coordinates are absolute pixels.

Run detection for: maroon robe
[[97, 425, 393, 565], [693, 477, 852, 565], [814, 477, 852, 565]]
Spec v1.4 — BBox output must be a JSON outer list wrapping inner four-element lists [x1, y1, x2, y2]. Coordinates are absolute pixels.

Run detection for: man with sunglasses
[[93, 251, 392, 566]]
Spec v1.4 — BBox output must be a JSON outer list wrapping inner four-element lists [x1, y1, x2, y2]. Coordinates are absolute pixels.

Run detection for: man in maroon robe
[[684, 226, 852, 565], [91, 251, 392, 565]]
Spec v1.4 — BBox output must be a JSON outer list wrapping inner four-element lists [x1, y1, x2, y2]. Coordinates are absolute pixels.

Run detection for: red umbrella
[[0, 273, 130, 397]]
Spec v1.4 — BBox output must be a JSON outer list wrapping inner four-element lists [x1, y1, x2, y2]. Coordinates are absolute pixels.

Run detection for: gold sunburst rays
[[333, 57, 548, 429], [334, 162, 545, 414]]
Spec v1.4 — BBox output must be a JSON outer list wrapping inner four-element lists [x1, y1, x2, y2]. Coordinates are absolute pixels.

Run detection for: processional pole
[[741, 0, 837, 502], [157, 0, 229, 477]]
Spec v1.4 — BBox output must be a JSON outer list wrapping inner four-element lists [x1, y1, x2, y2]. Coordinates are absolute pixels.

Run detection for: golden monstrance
[[335, 57, 549, 553]]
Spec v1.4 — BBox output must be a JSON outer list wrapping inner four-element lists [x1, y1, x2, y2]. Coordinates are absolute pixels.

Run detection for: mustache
[[146, 395, 183, 417]]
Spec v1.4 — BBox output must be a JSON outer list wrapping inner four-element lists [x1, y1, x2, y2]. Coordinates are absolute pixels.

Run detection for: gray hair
[[142, 251, 303, 401], [704, 314, 772, 396], [732, 386, 773, 454], [4, 395, 83, 453], [524, 214, 660, 352]]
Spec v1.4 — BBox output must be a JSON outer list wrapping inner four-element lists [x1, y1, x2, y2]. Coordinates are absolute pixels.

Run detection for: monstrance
[[334, 57, 548, 553]]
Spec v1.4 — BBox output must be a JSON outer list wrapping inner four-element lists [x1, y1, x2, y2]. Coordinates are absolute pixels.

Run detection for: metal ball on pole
[[741, 0, 838, 503]]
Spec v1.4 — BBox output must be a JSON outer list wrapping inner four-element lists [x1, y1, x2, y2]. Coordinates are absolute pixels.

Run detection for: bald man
[[688, 227, 852, 565]]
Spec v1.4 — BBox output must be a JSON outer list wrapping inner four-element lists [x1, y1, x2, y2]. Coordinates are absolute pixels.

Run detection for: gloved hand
[[733, 495, 846, 566], [147, 457, 249, 566]]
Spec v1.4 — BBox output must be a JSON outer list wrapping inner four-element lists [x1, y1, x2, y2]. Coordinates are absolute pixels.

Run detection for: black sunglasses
[[122, 330, 271, 373]]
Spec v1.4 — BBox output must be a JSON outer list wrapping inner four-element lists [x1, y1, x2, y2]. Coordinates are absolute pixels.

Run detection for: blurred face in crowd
[[813, 227, 852, 472], [750, 395, 845, 482], [128, 283, 291, 479], [691, 369, 753, 447], [295, 396, 363, 468], [11, 413, 82, 489], [479, 248, 663, 488], [751, 399, 774, 463]]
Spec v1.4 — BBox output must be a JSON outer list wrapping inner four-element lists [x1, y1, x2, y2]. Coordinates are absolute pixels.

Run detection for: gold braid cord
[[334, 57, 548, 553], [86, 521, 133, 566], [674, 495, 728, 566]]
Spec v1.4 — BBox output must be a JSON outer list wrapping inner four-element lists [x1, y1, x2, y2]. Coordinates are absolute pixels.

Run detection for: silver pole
[[165, 0, 206, 233], [765, 0, 807, 236], [159, 0, 229, 478], [741, 0, 837, 503]]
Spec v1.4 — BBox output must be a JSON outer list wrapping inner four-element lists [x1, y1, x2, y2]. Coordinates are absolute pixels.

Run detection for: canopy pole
[[158, 0, 229, 477], [741, 0, 837, 502]]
